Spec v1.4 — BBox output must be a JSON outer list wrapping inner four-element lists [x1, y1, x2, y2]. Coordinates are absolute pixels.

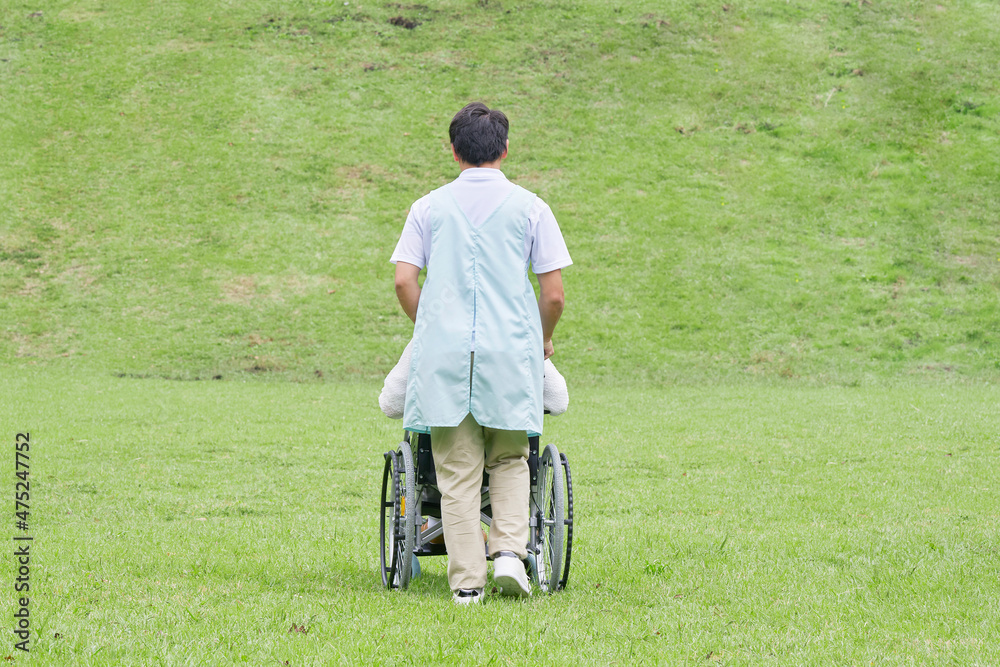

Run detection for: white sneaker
[[452, 588, 484, 605], [493, 552, 531, 598]]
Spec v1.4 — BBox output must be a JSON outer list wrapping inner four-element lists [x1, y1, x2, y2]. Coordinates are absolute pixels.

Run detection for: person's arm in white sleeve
[[528, 199, 572, 274], [395, 261, 421, 323], [537, 269, 564, 359]]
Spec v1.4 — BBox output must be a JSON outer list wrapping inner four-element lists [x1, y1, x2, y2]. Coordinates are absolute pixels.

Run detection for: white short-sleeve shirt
[[390, 168, 572, 274]]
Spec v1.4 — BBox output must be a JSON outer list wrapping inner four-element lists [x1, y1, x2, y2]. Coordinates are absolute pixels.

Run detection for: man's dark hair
[[449, 102, 509, 166]]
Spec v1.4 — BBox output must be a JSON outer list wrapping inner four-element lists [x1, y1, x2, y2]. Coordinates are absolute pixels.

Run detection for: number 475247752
[[15, 433, 30, 524]]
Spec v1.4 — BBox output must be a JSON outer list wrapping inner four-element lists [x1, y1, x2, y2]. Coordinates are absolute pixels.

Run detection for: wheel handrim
[[537, 444, 564, 593], [380, 451, 402, 588], [395, 441, 415, 588]]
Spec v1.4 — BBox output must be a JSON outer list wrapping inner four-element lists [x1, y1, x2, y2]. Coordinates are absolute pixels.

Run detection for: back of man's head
[[449, 102, 509, 166]]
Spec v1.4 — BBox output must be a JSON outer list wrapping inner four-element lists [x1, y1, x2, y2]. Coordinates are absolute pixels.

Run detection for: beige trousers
[[430, 412, 530, 592]]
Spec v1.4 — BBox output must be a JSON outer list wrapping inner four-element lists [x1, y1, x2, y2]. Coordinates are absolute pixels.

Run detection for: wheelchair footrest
[[414, 543, 448, 557]]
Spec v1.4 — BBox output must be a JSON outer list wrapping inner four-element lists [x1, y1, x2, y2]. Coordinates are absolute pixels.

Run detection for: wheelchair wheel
[[560, 452, 574, 590], [532, 443, 566, 593], [380, 442, 416, 589]]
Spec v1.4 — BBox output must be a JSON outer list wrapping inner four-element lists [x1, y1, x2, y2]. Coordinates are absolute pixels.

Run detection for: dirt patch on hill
[[221, 276, 258, 304], [388, 16, 420, 29]]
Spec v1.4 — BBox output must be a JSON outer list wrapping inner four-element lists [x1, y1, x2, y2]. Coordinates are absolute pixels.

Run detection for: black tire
[[380, 451, 400, 588], [379, 443, 416, 589], [532, 443, 565, 593], [559, 452, 574, 591]]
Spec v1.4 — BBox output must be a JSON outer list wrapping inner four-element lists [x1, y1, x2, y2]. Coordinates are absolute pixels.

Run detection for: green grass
[[3, 371, 999, 664], [2, 0, 998, 383], [3, 0, 1000, 663]]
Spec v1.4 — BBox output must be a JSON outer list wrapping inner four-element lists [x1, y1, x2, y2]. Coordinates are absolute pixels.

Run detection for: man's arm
[[394, 261, 422, 323], [537, 269, 565, 359]]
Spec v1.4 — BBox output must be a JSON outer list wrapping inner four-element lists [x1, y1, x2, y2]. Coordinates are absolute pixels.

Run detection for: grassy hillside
[[2, 0, 998, 384]]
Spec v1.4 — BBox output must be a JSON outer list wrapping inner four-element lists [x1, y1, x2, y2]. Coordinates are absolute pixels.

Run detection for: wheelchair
[[380, 428, 574, 594]]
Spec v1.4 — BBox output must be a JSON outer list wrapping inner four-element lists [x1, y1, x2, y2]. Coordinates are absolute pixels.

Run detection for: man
[[390, 102, 571, 604]]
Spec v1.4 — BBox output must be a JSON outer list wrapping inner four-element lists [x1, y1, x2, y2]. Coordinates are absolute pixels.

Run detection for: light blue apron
[[403, 182, 544, 436]]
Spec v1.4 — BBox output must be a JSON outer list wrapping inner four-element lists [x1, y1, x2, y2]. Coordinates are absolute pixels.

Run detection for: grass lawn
[[3, 0, 1000, 663], [3, 370, 998, 664]]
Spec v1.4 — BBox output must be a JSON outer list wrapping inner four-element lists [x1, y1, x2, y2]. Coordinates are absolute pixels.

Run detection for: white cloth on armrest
[[378, 340, 413, 420], [378, 341, 569, 419], [542, 358, 568, 416]]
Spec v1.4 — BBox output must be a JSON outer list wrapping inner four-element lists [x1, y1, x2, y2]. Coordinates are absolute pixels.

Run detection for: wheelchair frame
[[380, 430, 573, 594]]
